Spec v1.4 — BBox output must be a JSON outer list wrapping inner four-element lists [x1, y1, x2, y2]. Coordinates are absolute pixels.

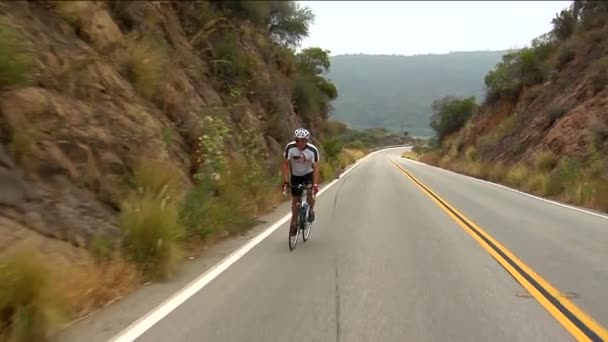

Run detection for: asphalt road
[[110, 147, 608, 342]]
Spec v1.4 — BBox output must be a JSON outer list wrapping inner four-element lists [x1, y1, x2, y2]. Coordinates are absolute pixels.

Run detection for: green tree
[[296, 47, 331, 75], [429, 96, 477, 142], [268, 1, 314, 48], [484, 46, 548, 101], [211, 1, 271, 25], [292, 47, 338, 125], [209, 1, 314, 48], [324, 120, 349, 137], [551, 8, 577, 41]]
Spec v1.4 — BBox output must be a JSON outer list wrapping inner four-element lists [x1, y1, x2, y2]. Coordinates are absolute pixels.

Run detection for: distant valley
[[327, 50, 508, 136]]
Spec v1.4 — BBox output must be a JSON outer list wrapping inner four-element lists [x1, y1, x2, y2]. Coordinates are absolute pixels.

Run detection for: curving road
[[71, 147, 608, 342]]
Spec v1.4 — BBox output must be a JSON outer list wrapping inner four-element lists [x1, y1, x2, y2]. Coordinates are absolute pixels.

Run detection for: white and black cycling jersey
[[284, 141, 320, 176]]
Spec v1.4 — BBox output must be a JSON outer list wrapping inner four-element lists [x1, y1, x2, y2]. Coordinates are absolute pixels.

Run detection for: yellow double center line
[[390, 159, 608, 342]]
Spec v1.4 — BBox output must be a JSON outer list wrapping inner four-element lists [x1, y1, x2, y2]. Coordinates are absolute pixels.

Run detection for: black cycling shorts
[[290, 172, 313, 196]]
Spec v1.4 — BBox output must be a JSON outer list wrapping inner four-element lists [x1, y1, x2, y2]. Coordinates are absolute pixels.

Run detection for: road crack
[[332, 171, 355, 220], [334, 262, 341, 342]]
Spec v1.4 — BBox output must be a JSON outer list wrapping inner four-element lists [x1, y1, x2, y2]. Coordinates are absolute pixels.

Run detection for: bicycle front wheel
[[289, 216, 299, 251], [302, 221, 312, 242], [301, 205, 312, 242]]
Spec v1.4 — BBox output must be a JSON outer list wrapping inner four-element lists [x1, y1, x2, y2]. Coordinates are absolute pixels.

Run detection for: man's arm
[[312, 162, 319, 186], [311, 145, 320, 189], [282, 159, 290, 184]]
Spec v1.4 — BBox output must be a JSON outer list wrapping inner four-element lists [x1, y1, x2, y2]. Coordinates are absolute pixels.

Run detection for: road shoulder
[[59, 199, 293, 342]]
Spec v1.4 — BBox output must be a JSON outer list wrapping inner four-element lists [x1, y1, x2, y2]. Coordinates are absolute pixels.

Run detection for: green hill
[[327, 51, 508, 136]]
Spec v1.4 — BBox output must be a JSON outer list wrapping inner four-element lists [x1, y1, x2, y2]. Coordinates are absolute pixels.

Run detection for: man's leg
[[290, 175, 301, 235], [307, 189, 315, 222], [289, 195, 298, 235], [306, 172, 316, 222]]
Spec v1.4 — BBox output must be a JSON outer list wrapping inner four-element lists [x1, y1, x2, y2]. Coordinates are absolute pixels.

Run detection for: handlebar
[[282, 183, 315, 196]]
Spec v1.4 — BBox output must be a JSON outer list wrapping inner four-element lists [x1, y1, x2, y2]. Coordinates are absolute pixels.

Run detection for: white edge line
[[395, 156, 608, 220], [108, 146, 405, 342]]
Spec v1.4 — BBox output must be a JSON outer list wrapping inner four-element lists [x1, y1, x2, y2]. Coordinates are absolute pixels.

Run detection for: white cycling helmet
[[294, 127, 310, 139]]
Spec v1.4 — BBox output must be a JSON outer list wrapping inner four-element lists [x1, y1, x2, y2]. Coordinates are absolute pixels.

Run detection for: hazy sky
[[299, 1, 571, 56]]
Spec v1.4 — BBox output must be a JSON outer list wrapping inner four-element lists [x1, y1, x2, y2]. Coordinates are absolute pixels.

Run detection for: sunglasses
[[295, 138, 307, 143]]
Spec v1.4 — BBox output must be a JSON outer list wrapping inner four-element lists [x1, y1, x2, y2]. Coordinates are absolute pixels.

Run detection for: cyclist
[[282, 128, 320, 234]]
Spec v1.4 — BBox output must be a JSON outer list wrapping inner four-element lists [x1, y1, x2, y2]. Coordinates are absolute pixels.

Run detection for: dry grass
[[524, 172, 552, 195], [401, 151, 419, 160], [131, 158, 186, 202], [0, 247, 68, 342], [428, 136, 608, 214], [8, 128, 37, 167], [533, 149, 559, 171], [56, 252, 139, 320], [120, 192, 184, 281], [335, 148, 364, 170], [319, 161, 336, 182], [461, 160, 490, 179], [120, 158, 186, 281], [504, 164, 530, 187], [588, 181, 608, 212], [54, 1, 96, 27], [438, 155, 453, 169], [419, 151, 441, 166], [486, 161, 507, 182], [562, 180, 595, 207], [465, 146, 478, 162], [477, 115, 517, 154], [123, 36, 168, 99], [319, 147, 367, 182], [0, 17, 34, 88]]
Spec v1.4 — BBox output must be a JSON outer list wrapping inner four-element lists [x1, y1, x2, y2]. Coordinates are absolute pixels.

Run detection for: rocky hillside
[[0, 1, 351, 339], [412, 0, 608, 213]]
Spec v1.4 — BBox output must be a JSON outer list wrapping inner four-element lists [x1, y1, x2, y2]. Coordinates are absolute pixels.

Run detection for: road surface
[[102, 147, 608, 342]]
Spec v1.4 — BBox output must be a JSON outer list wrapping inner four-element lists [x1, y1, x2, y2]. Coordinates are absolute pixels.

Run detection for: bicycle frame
[[297, 187, 310, 228], [284, 183, 315, 250], [284, 183, 314, 229]]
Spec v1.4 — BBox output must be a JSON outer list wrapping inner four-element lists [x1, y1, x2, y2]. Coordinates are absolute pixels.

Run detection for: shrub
[[551, 8, 577, 41], [547, 99, 576, 123], [484, 48, 549, 101], [588, 56, 608, 94], [210, 32, 253, 90], [179, 154, 282, 240], [556, 43, 576, 69], [587, 116, 608, 146]]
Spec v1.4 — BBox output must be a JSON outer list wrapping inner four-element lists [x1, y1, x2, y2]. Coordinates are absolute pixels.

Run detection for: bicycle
[[283, 183, 315, 251]]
